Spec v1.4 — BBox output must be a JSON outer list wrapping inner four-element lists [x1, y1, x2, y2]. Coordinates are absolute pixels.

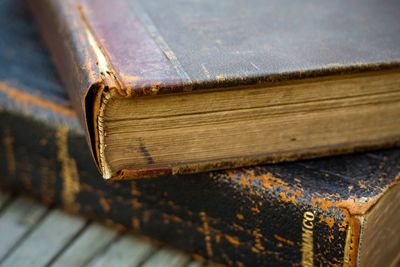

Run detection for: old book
[[28, 0, 400, 179], [2, 1, 400, 266]]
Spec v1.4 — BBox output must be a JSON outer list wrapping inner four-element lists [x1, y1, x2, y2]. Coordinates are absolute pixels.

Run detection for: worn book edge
[[343, 174, 400, 267], [28, 0, 116, 178]]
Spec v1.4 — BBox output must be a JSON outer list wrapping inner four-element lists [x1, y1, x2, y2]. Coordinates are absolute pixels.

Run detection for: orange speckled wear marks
[[2, 93, 400, 266]]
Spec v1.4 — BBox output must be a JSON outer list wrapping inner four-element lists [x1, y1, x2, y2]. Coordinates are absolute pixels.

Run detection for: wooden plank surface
[[0, 196, 47, 260], [0, 192, 202, 267], [85, 235, 157, 267], [141, 247, 191, 267], [50, 223, 117, 267], [0, 209, 85, 267]]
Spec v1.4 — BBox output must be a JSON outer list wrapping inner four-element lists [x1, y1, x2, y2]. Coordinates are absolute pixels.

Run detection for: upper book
[[29, 0, 400, 179]]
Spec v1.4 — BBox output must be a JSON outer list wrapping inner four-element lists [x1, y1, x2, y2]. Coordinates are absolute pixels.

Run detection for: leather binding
[[28, 0, 400, 179], [1, 1, 400, 266]]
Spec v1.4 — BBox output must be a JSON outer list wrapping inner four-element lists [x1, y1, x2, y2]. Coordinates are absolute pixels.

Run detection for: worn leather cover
[[28, 0, 400, 179], [1, 1, 400, 266]]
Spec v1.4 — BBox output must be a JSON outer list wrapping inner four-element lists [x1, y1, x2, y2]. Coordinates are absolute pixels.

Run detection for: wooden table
[[0, 191, 203, 267]]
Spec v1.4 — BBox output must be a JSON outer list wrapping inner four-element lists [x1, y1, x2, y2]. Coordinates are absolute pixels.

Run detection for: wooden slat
[[85, 235, 156, 267], [0, 197, 47, 260], [141, 247, 191, 267], [0, 195, 195, 267], [1, 209, 85, 267], [186, 261, 204, 267], [51, 223, 117, 267]]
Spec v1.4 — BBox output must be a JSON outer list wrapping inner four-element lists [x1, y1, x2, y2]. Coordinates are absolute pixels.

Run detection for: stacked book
[[0, 0, 399, 266]]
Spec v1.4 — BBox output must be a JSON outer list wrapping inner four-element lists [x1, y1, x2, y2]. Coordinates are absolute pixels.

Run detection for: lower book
[[1, 0, 400, 266], [2, 98, 400, 267]]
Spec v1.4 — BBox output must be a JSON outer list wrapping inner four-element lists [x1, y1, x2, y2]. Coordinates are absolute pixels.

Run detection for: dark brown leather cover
[[28, 0, 400, 179]]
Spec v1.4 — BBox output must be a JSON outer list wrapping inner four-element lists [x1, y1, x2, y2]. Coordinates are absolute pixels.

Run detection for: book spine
[[28, 0, 104, 171], [0, 106, 354, 266], [28, 0, 101, 118], [27, 0, 187, 180]]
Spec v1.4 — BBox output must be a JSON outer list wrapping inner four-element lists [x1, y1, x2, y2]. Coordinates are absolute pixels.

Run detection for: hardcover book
[[1, 1, 400, 266], [29, 0, 400, 179]]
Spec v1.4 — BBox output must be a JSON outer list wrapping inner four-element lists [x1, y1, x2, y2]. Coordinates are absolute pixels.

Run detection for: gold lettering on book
[[343, 223, 352, 267], [56, 125, 80, 213], [199, 212, 214, 258], [301, 210, 315, 267]]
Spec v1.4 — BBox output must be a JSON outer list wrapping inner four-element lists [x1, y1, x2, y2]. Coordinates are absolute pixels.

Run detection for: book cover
[[29, 0, 400, 179], [1, 1, 400, 266]]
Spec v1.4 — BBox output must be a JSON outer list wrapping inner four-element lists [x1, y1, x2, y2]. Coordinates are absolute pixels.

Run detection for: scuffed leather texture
[[1, 1, 400, 266], [81, 0, 400, 95], [28, 0, 100, 112]]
